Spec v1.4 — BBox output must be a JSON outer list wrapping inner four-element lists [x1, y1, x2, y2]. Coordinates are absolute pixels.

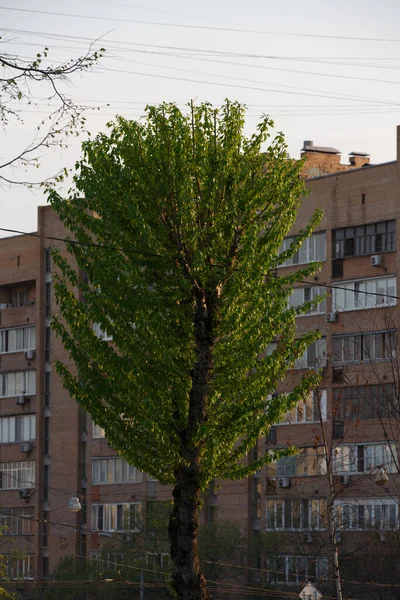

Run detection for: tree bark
[[168, 289, 215, 600], [169, 467, 209, 600]]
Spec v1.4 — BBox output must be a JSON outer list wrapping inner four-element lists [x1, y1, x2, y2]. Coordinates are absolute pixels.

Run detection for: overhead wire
[[7, 33, 400, 90], [5, 26, 400, 66], [3, 4, 400, 44], [1, 226, 399, 303]]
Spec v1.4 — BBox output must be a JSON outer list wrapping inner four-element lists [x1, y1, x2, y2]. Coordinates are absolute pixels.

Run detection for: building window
[[91, 502, 141, 532], [92, 458, 142, 484], [332, 442, 397, 474], [92, 422, 105, 438], [332, 276, 396, 312], [93, 323, 113, 341], [0, 326, 36, 354], [0, 461, 35, 490], [44, 248, 52, 274], [45, 283, 51, 317], [279, 232, 326, 267], [44, 327, 51, 362], [334, 498, 398, 531], [266, 498, 327, 531], [44, 372, 51, 407], [268, 447, 326, 478], [0, 508, 33, 535], [0, 371, 36, 397], [3, 555, 33, 580], [266, 339, 326, 370], [294, 339, 326, 370], [277, 390, 327, 425], [12, 291, 28, 308], [44, 417, 50, 455], [288, 286, 326, 315], [334, 384, 397, 420], [267, 555, 328, 585], [332, 330, 396, 364], [333, 221, 396, 259], [0, 415, 36, 444]]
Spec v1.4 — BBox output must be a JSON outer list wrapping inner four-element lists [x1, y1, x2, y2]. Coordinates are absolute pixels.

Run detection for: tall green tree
[[49, 101, 322, 600]]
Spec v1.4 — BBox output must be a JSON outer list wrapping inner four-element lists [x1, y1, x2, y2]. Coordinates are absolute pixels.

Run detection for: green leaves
[[50, 100, 321, 489]]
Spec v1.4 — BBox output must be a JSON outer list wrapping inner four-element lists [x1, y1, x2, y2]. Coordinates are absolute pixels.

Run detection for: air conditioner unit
[[340, 474, 350, 485], [20, 442, 32, 453], [278, 478, 291, 488], [303, 533, 313, 544], [16, 395, 26, 406], [326, 311, 338, 323], [19, 489, 31, 499], [371, 255, 382, 267], [24, 350, 35, 360]]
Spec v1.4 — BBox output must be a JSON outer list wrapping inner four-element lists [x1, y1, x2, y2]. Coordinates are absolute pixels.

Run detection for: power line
[[5, 25, 400, 64], [8, 30, 400, 90], [1, 226, 400, 303], [102, 65, 400, 107], [3, 5, 400, 44]]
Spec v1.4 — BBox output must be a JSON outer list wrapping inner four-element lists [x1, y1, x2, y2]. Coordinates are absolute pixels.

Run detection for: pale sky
[[2, 0, 400, 236]]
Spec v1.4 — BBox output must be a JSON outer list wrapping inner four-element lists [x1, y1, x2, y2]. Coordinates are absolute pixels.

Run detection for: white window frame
[[93, 323, 113, 341], [92, 457, 142, 484], [267, 555, 328, 585], [92, 422, 105, 439], [0, 508, 33, 535], [0, 371, 36, 398], [279, 232, 326, 267], [0, 415, 36, 444], [91, 502, 141, 532], [288, 286, 326, 316], [276, 390, 327, 425], [266, 498, 327, 531], [0, 326, 36, 354], [332, 442, 398, 475], [4, 555, 33, 580], [294, 338, 326, 370], [0, 461, 35, 490], [271, 447, 327, 478], [332, 275, 396, 312], [334, 498, 398, 531], [332, 330, 396, 364]]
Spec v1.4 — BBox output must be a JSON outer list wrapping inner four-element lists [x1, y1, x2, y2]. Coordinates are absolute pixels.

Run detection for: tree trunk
[[168, 290, 215, 600], [168, 466, 210, 600]]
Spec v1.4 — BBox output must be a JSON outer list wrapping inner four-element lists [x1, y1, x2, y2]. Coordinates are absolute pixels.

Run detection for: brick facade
[[1, 127, 399, 597]]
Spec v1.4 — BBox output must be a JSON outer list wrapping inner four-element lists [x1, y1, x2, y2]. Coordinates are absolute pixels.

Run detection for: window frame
[[332, 442, 398, 475], [334, 498, 398, 531], [332, 330, 396, 364], [0, 326, 36, 355], [0, 371, 36, 398], [332, 275, 396, 312], [274, 390, 327, 425], [333, 220, 396, 259], [288, 286, 326, 316], [0, 415, 36, 444], [92, 457, 142, 485], [91, 502, 141, 532], [279, 232, 326, 267], [266, 498, 327, 531], [0, 461, 35, 490]]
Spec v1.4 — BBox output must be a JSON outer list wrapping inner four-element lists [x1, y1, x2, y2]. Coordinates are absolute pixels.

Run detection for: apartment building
[[257, 128, 400, 598], [0, 128, 399, 598]]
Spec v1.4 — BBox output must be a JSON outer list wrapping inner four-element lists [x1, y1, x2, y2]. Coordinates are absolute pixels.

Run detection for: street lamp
[[67, 497, 82, 512]]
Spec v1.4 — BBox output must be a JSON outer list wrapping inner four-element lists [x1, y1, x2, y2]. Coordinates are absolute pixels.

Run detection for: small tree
[[0, 43, 103, 187], [49, 100, 323, 600]]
